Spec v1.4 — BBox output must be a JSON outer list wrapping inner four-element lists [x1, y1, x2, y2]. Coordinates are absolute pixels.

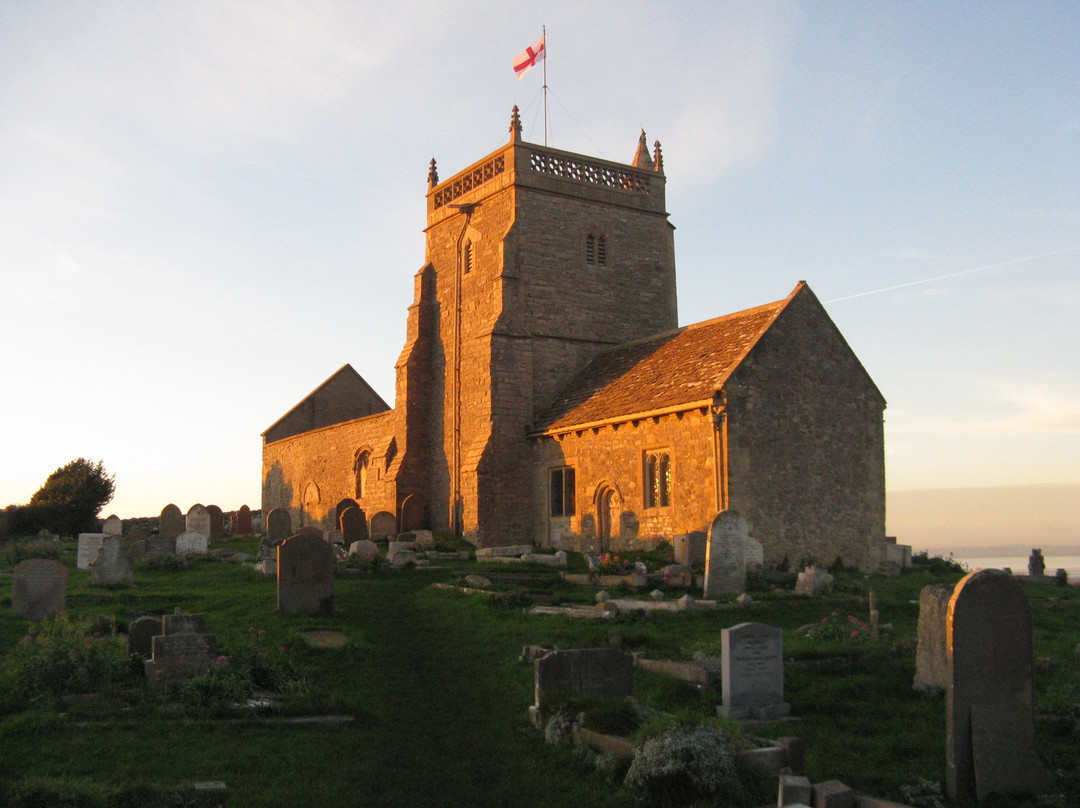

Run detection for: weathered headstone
[[129, 540, 147, 559], [76, 533, 107, 570], [176, 531, 208, 556], [1028, 548, 1045, 578], [12, 559, 67, 619], [90, 536, 134, 587], [128, 615, 163, 657], [163, 613, 206, 635], [348, 539, 379, 559], [794, 566, 834, 595], [35, 528, 60, 546], [277, 534, 335, 614], [946, 569, 1053, 802], [369, 511, 397, 539], [744, 536, 764, 571], [205, 505, 225, 541], [704, 510, 747, 598], [266, 508, 292, 542], [339, 506, 367, 544], [159, 504, 185, 541], [534, 649, 634, 708], [146, 535, 177, 557], [186, 504, 211, 538], [673, 531, 707, 566], [913, 584, 954, 691], [234, 504, 254, 536], [102, 514, 123, 536], [720, 622, 789, 720]]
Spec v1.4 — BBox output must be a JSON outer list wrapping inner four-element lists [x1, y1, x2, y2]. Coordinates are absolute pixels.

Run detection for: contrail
[[826, 246, 1080, 303]]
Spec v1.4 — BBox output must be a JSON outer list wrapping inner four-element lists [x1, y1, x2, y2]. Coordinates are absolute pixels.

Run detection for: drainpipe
[[710, 390, 728, 513], [449, 202, 477, 535]]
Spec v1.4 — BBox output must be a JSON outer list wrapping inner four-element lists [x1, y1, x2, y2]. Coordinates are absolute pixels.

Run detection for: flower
[[248, 627, 256, 633], [216, 655, 228, 664], [278, 646, 285, 653], [258, 630, 266, 636], [851, 631, 859, 638]]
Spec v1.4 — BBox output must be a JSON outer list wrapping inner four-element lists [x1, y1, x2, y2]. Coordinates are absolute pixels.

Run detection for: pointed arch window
[[644, 451, 672, 508], [354, 450, 371, 499]]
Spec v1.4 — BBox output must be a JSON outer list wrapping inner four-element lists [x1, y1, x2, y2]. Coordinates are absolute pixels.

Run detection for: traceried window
[[644, 451, 671, 508], [354, 451, 371, 499], [549, 467, 576, 517]]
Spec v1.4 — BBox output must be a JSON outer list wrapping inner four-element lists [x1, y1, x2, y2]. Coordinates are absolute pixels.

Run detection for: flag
[[512, 36, 545, 80]]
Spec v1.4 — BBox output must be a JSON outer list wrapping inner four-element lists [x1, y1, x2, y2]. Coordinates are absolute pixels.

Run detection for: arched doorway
[[595, 483, 618, 553]]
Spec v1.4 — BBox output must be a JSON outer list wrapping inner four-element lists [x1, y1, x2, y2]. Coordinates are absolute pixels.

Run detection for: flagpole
[[542, 24, 548, 146]]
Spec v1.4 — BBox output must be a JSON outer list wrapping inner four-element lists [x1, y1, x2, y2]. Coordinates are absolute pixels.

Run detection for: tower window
[[586, 234, 607, 266], [586, 234, 596, 265], [464, 239, 473, 274], [597, 235, 607, 266]]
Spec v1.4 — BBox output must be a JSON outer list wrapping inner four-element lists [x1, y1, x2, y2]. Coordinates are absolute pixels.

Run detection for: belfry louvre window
[[550, 467, 576, 517], [644, 451, 671, 508], [464, 239, 473, 274], [586, 234, 607, 266]]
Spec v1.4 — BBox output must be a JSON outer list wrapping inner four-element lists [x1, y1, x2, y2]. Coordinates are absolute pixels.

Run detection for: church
[[262, 108, 888, 570]]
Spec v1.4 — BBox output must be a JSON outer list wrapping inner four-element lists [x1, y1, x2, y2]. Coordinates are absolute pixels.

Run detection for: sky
[[2, 2, 1078, 550]]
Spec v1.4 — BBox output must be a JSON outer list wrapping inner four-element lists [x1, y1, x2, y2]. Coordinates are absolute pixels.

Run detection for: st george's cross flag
[[512, 36, 545, 80]]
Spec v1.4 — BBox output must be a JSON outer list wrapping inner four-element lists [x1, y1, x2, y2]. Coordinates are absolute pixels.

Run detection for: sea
[[945, 553, 1080, 583]]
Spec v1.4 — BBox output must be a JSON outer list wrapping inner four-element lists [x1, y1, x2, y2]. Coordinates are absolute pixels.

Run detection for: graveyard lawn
[[0, 538, 1077, 807]]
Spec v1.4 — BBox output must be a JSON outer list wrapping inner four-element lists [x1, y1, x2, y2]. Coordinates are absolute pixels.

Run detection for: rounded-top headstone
[[186, 504, 211, 539], [160, 504, 185, 541]]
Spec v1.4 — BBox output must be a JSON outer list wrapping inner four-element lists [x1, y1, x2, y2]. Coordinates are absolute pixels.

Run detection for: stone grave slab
[[159, 504, 185, 541], [368, 511, 397, 539], [163, 613, 206, 635], [102, 514, 123, 536], [266, 508, 292, 542], [77, 533, 107, 570], [673, 531, 707, 566], [206, 505, 225, 540], [186, 504, 211, 538], [176, 531, 208, 556], [339, 506, 366, 544], [12, 559, 67, 619], [913, 584, 953, 691], [348, 539, 379, 559], [277, 534, 335, 614], [299, 630, 348, 649], [234, 504, 254, 535], [90, 536, 134, 587], [128, 615, 163, 657], [945, 568, 1053, 802], [704, 510, 747, 597], [146, 535, 177, 557], [720, 621, 789, 719], [534, 648, 634, 708]]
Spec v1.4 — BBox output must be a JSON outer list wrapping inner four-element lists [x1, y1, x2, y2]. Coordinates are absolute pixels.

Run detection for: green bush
[[911, 551, 967, 575], [0, 617, 133, 711]]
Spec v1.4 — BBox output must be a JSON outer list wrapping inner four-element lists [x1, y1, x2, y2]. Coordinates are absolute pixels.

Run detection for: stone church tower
[[390, 108, 676, 543]]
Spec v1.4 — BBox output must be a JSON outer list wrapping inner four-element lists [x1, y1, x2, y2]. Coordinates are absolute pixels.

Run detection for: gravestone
[[348, 539, 379, 559], [277, 534, 335, 614], [266, 508, 292, 542], [159, 504, 185, 541], [186, 504, 211, 538], [339, 506, 367, 544], [673, 531, 707, 566], [369, 511, 397, 539], [146, 535, 176, 557], [76, 533, 107, 570], [234, 504, 253, 536], [145, 619, 218, 685], [102, 514, 123, 536], [36, 528, 60, 546], [90, 536, 134, 587], [946, 569, 1053, 802], [163, 613, 206, 635], [176, 531, 208, 556], [1028, 548, 1045, 577], [794, 566, 834, 595], [744, 536, 764, 571], [128, 615, 163, 657], [12, 559, 67, 619], [534, 648, 634, 708], [913, 584, 954, 691], [206, 505, 225, 540], [704, 510, 747, 597], [720, 622, 789, 720]]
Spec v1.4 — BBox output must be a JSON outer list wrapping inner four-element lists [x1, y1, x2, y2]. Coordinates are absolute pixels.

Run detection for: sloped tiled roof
[[533, 287, 799, 433]]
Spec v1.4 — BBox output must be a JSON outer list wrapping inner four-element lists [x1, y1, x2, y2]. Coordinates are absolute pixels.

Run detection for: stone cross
[[945, 569, 1052, 802]]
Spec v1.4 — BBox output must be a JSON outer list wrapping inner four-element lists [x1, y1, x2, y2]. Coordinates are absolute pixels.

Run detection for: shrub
[[624, 723, 743, 807], [0, 617, 133, 710], [911, 551, 967, 575]]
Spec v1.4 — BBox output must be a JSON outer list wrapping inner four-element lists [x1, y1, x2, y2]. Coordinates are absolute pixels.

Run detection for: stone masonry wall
[[262, 410, 396, 533], [725, 288, 887, 570]]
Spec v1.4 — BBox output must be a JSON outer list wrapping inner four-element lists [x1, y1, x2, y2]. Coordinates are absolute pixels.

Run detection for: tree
[[29, 458, 116, 536]]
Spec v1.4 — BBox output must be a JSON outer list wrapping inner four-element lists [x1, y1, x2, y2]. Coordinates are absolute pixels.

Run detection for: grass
[[0, 537, 1077, 807]]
